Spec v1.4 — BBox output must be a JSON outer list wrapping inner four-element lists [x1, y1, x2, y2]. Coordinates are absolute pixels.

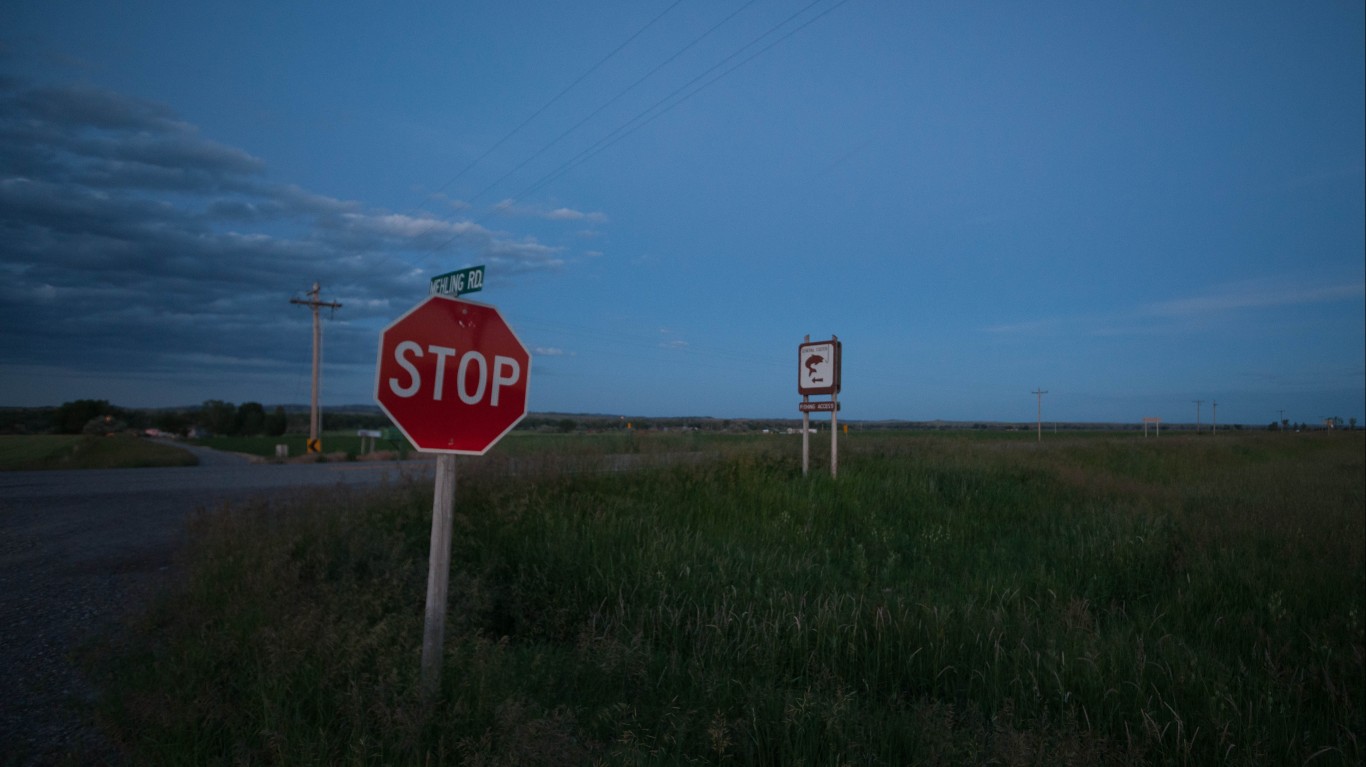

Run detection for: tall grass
[[89, 431, 1364, 765]]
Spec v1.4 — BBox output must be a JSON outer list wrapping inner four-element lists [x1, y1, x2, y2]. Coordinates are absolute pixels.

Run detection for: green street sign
[[430, 265, 485, 297]]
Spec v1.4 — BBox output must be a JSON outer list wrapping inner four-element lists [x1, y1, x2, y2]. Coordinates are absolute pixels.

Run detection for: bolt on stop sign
[[375, 296, 530, 454]]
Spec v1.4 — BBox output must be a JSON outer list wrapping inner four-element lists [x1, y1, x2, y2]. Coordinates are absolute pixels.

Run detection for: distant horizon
[[4, 399, 1352, 430]]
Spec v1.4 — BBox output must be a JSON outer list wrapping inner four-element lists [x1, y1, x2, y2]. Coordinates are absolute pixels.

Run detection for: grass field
[[0, 434, 197, 470], [192, 428, 723, 460], [193, 432, 405, 459], [88, 431, 1364, 765]]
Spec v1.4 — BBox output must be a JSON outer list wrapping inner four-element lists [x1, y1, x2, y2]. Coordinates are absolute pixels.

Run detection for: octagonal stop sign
[[375, 296, 530, 454]]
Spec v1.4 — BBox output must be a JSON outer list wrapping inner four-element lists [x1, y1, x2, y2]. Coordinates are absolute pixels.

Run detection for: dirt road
[[0, 452, 432, 765]]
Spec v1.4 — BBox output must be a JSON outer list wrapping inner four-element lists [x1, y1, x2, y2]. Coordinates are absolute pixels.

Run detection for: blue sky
[[2, 1, 1362, 425]]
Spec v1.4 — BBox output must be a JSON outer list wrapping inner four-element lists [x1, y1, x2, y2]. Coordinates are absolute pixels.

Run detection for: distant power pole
[[1032, 388, 1047, 443], [1211, 400, 1218, 434], [1193, 399, 1204, 434], [290, 282, 343, 453]]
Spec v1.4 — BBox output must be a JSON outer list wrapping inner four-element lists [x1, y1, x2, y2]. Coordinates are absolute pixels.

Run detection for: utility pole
[[290, 282, 342, 453], [1278, 409, 1286, 433], [1211, 400, 1218, 434], [1193, 399, 1203, 434], [1032, 388, 1047, 443]]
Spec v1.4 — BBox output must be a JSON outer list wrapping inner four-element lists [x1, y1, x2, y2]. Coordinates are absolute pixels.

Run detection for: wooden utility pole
[[1193, 400, 1204, 434], [1211, 400, 1218, 434], [1032, 388, 1047, 443], [290, 282, 342, 453]]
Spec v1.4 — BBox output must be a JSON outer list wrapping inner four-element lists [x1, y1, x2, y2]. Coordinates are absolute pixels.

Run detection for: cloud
[[533, 347, 571, 356], [545, 207, 607, 223], [983, 277, 1365, 337], [0, 78, 577, 396], [657, 328, 689, 349], [1144, 280, 1364, 318], [492, 198, 608, 224], [981, 317, 1063, 335], [11, 82, 185, 133]]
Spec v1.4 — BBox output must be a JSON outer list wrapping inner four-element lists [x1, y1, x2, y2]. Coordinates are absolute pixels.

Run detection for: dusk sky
[[2, 1, 1362, 425]]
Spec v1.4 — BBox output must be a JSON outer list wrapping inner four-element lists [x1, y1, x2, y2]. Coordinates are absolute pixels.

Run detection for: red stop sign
[[375, 296, 530, 454]]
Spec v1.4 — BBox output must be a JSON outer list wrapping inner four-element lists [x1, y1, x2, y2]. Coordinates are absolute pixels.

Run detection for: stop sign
[[375, 295, 530, 454]]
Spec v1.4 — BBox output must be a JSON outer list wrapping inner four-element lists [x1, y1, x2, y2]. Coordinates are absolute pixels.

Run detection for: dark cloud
[[0, 78, 567, 402], [10, 83, 184, 133]]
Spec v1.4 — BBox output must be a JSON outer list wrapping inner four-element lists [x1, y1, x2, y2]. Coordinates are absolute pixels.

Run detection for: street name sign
[[429, 265, 485, 297]]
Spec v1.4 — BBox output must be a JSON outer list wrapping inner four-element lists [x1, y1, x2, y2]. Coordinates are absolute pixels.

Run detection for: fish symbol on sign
[[805, 354, 825, 382]]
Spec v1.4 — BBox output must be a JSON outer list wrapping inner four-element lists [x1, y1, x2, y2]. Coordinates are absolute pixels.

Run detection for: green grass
[[0, 434, 197, 470], [88, 431, 1364, 765], [193, 432, 387, 458], [196, 428, 760, 462]]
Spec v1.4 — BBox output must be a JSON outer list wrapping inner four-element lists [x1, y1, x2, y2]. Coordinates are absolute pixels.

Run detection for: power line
[[410, 0, 687, 216], [459, 0, 761, 211], [508, 0, 853, 205], [422, 0, 852, 257], [355, 1, 690, 285], [338, 0, 857, 303]]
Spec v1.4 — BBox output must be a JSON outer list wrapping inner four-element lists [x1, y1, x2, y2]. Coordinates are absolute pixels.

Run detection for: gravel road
[[0, 447, 433, 766]]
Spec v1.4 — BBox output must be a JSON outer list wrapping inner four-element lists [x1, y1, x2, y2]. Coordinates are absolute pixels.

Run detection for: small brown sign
[[798, 339, 841, 395], [798, 401, 840, 412]]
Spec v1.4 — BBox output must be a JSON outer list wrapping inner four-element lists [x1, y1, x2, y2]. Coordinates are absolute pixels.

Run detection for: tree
[[1351, 417, 1358, 431], [266, 406, 288, 437], [82, 415, 127, 436], [155, 410, 192, 436], [54, 400, 117, 434], [236, 402, 267, 435], [200, 400, 237, 435]]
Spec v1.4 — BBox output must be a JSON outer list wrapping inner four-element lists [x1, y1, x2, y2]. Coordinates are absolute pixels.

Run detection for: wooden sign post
[[375, 291, 531, 700], [421, 455, 457, 699], [798, 335, 842, 478]]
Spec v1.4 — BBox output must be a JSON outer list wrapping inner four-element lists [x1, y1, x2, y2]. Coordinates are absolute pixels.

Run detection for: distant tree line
[[1268, 417, 1356, 431], [0, 399, 403, 437], [191, 400, 288, 437], [2, 401, 1360, 437], [1, 399, 297, 437]]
